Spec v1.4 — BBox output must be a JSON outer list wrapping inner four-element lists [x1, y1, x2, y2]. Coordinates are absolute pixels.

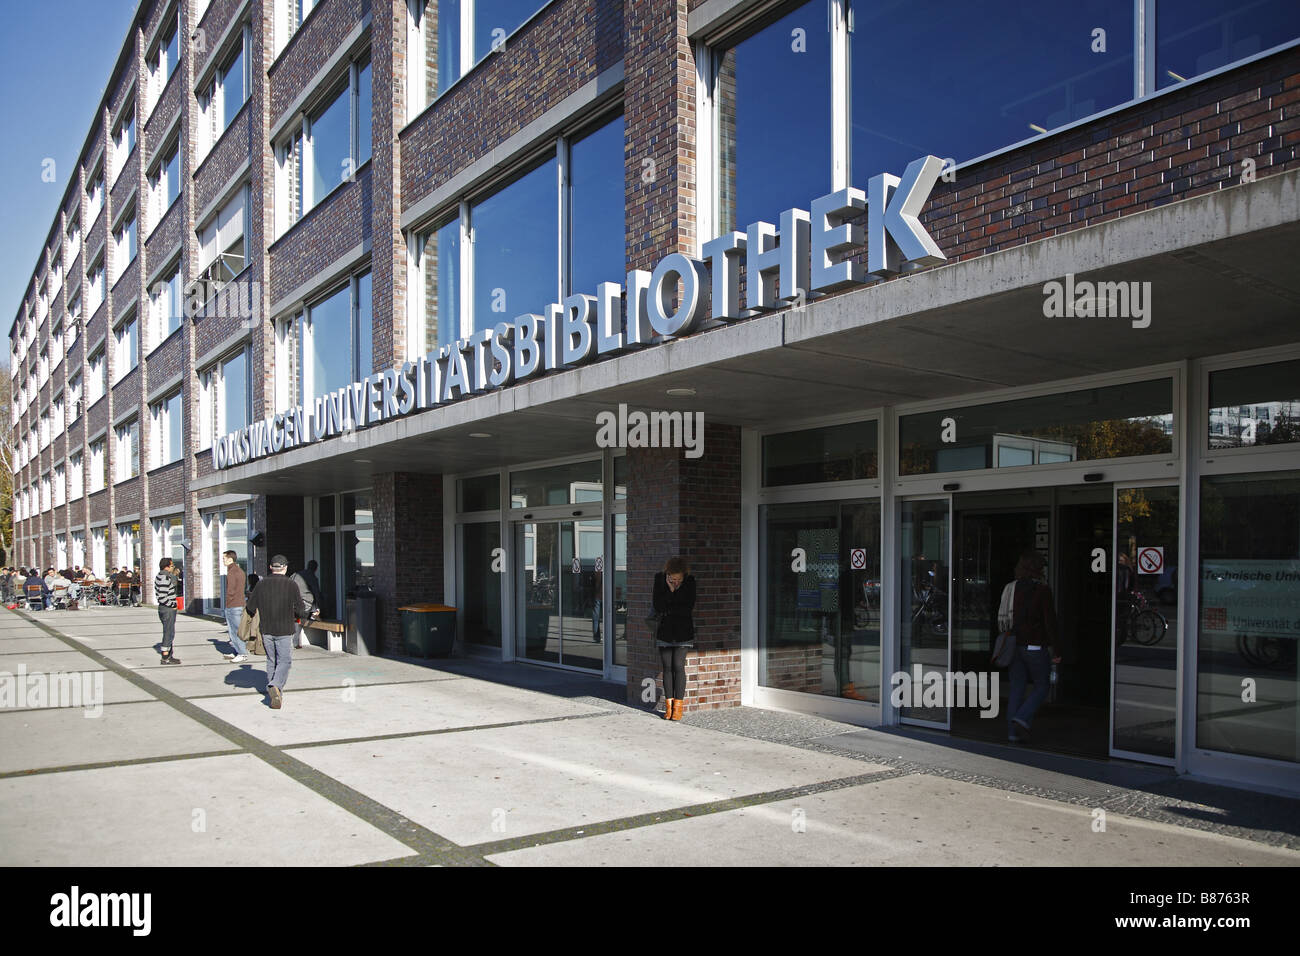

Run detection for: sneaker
[[161, 654, 181, 665], [228, 655, 247, 663], [268, 686, 282, 709]]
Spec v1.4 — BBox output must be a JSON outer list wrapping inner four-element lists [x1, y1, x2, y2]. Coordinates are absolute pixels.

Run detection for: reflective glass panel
[[510, 459, 602, 508], [569, 115, 625, 296], [471, 158, 557, 333], [900, 380, 1174, 475], [716, 0, 831, 231], [851, 0, 1132, 179], [1157, 0, 1300, 90], [1208, 359, 1300, 449], [1198, 472, 1300, 764], [763, 420, 878, 486]]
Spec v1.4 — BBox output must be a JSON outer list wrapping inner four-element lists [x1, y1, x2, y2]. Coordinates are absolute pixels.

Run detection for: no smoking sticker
[[595, 556, 603, 573], [571, 557, 581, 575], [1137, 546, 1164, 574], [851, 549, 867, 570]]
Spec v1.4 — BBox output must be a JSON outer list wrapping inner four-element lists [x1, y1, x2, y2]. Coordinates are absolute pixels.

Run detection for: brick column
[[372, 471, 443, 654], [627, 422, 741, 712]]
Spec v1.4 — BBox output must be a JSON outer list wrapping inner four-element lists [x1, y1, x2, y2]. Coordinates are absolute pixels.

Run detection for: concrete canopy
[[196, 169, 1300, 496]]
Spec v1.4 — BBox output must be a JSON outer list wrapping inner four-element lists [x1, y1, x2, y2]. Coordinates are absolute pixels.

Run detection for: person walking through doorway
[[653, 556, 696, 721], [1004, 549, 1061, 743]]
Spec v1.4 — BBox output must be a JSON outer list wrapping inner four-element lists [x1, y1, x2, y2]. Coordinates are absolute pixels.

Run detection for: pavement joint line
[[181, 677, 467, 700], [281, 709, 617, 750], [776, 736, 1300, 851], [0, 749, 248, 779], [462, 768, 915, 859], [5, 608, 494, 867]]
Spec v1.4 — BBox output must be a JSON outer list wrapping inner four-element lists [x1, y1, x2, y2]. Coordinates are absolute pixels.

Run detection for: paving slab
[[0, 753, 415, 866], [488, 773, 1300, 867], [141, 658, 463, 700], [0, 669, 156, 710], [0, 700, 236, 773], [194, 675, 607, 747], [295, 712, 885, 845], [0, 650, 106, 673], [0, 636, 80, 654]]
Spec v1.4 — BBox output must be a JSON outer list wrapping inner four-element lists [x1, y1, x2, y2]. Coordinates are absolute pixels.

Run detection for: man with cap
[[244, 554, 316, 709]]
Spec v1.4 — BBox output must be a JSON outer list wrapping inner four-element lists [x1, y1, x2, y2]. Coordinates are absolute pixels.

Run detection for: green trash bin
[[400, 604, 456, 658]]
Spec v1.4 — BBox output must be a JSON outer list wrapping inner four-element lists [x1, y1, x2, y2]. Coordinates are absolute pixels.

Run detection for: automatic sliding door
[[899, 499, 951, 726], [515, 519, 603, 670], [518, 521, 560, 665]]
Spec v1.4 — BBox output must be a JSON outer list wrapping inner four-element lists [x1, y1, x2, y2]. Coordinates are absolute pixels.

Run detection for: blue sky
[[1, 0, 138, 364]]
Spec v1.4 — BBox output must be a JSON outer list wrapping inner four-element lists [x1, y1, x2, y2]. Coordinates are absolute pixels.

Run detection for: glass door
[[898, 498, 952, 726], [515, 518, 603, 671]]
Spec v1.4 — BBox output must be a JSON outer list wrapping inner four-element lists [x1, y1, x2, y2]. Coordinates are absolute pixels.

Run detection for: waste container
[[346, 592, 378, 656], [400, 603, 456, 658]]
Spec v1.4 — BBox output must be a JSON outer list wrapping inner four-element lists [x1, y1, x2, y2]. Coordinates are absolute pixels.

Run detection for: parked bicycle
[[1118, 589, 1168, 645]]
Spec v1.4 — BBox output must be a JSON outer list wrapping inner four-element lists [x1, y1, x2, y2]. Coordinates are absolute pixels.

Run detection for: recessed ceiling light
[[666, 387, 696, 397], [353, 459, 371, 463], [469, 432, 492, 438]]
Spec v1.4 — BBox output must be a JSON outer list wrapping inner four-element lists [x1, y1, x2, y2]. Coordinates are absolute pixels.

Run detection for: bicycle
[[1118, 590, 1167, 645]]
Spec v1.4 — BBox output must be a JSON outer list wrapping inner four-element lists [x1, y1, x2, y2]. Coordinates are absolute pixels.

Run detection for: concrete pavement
[[1, 605, 1297, 867]]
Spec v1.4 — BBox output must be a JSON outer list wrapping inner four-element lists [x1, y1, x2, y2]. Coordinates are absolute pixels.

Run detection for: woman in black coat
[[653, 556, 696, 721]]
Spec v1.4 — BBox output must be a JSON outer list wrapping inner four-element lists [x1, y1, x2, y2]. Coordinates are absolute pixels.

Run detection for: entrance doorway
[[514, 518, 604, 671], [949, 487, 1112, 757]]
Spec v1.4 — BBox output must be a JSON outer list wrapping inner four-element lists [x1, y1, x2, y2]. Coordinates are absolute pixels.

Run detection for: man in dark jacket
[[23, 568, 50, 610], [245, 554, 315, 709], [221, 550, 249, 663]]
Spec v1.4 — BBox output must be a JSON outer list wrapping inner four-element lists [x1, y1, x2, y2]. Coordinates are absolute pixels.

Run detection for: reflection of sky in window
[[723, 0, 832, 230], [472, 158, 557, 333], [1156, 0, 1300, 89], [569, 116, 625, 296], [223, 351, 247, 432], [358, 272, 372, 377], [357, 60, 372, 164], [222, 47, 244, 128], [474, 1, 545, 61], [430, 218, 459, 350], [438, 0, 462, 95], [167, 394, 182, 461], [310, 86, 350, 205], [851, 0, 1132, 179], [307, 284, 351, 399]]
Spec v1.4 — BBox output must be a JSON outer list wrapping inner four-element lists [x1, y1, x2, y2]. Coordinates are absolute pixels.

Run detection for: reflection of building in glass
[[1209, 401, 1300, 448]]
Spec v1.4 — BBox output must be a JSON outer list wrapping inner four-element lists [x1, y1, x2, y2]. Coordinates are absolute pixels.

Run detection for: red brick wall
[[372, 471, 444, 654], [627, 422, 741, 712]]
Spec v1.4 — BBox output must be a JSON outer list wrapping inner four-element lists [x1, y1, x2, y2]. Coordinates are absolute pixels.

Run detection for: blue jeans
[[158, 607, 177, 653], [224, 606, 248, 656], [264, 633, 293, 690], [1008, 646, 1051, 732]]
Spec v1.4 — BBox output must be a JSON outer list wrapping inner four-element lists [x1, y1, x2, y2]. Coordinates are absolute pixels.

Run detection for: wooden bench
[[304, 618, 345, 652]]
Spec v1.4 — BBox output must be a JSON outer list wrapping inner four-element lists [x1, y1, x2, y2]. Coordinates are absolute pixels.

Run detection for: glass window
[[357, 271, 372, 378], [473, 1, 544, 61], [568, 115, 625, 297], [471, 158, 557, 333], [461, 521, 502, 646], [420, 215, 460, 352], [166, 391, 183, 465], [304, 283, 351, 399], [899, 380, 1174, 476], [510, 459, 602, 509], [763, 420, 878, 486], [342, 492, 372, 525], [458, 474, 500, 512], [309, 82, 349, 209], [1157, 0, 1300, 90], [163, 15, 179, 79], [434, 1, 544, 95], [163, 143, 180, 210], [221, 40, 245, 129], [716, 0, 832, 232], [222, 350, 248, 434], [851, 1, 1131, 180], [760, 500, 882, 701], [356, 57, 372, 167], [1208, 359, 1300, 449], [1197, 471, 1300, 764]]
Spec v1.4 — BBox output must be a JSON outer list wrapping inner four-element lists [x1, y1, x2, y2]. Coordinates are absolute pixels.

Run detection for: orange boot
[[662, 697, 674, 720], [671, 698, 685, 721]]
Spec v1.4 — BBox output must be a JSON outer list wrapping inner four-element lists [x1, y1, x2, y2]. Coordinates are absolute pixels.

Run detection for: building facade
[[10, 0, 1300, 793]]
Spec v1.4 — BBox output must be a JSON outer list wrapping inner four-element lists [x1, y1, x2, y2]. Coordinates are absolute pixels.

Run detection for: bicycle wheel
[[1132, 610, 1165, 645]]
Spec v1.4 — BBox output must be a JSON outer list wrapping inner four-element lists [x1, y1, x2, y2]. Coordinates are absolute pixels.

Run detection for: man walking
[[155, 558, 181, 664], [245, 554, 314, 709], [222, 551, 249, 663]]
